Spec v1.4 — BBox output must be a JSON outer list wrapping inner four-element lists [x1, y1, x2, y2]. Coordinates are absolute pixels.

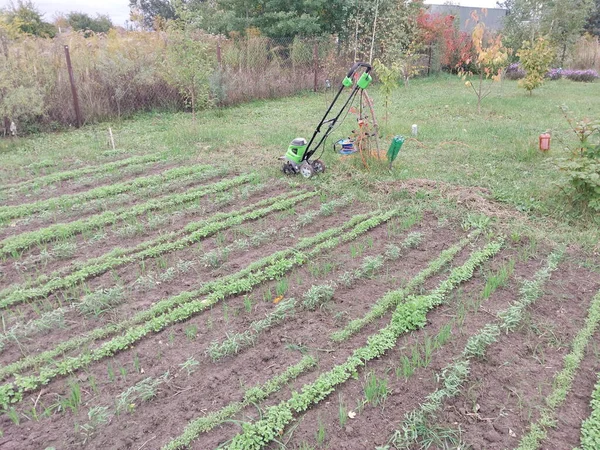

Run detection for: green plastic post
[[387, 135, 405, 168]]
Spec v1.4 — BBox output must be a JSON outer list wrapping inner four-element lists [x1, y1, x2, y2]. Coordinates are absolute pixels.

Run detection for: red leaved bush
[[416, 10, 474, 71]]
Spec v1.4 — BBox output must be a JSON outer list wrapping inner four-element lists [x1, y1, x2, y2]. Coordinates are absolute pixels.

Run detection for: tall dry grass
[[567, 34, 600, 71], [0, 31, 348, 133]]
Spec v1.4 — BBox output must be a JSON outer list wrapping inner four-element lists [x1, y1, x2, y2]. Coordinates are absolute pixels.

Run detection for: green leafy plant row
[[386, 249, 563, 449], [207, 298, 296, 361], [0, 190, 314, 310], [0, 153, 168, 193], [162, 355, 317, 450], [0, 188, 296, 301], [0, 210, 396, 406], [0, 164, 213, 224], [224, 240, 503, 449], [0, 173, 254, 257], [330, 233, 476, 342], [200, 196, 353, 269], [336, 232, 424, 290], [580, 369, 600, 449], [518, 288, 600, 450]]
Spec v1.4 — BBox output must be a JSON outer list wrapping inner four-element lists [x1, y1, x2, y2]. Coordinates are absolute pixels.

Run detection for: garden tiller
[[280, 62, 373, 178]]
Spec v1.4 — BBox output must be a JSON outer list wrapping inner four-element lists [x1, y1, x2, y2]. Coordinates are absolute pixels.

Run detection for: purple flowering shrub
[[505, 62, 526, 80], [561, 69, 599, 82], [546, 68, 562, 80]]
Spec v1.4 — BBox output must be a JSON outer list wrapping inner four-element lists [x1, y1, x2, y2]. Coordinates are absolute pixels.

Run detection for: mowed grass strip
[[0, 190, 313, 309], [0, 209, 397, 407], [0, 173, 255, 257], [224, 240, 503, 449], [0, 164, 213, 224], [517, 288, 600, 450], [0, 153, 168, 193]]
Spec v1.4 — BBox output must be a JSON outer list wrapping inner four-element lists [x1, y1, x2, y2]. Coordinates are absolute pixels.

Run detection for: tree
[[584, 0, 600, 35], [162, 28, 215, 119], [497, 0, 544, 51], [129, 0, 178, 29], [498, 0, 595, 64], [542, 0, 595, 65], [458, 13, 508, 114], [517, 37, 555, 94], [1, 0, 56, 37], [67, 12, 113, 33]]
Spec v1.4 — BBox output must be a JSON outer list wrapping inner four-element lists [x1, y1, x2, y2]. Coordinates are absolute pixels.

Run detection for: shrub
[[546, 68, 562, 80], [555, 106, 600, 212], [517, 37, 555, 94], [505, 62, 526, 80], [561, 69, 599, 82]]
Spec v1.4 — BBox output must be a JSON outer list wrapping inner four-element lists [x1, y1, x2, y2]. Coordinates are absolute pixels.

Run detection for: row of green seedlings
[[330, 232, 479, 343], [12, 353, 316, 445], [105, 180, 266, 240], [382, 248, 563, 449], [0, 190, 317, 310], [336, 257, 518, 432], [36, 165, 228, 225], [0, 153, 168, 195], [24, 177, 262, 267], [0, 286, 126, 354], [13, 180, 265, 276], [2, 169, 245, 259], [206, 231, 425, 360], [222, 239, 504, 449], [0, 163, 214, 225], [200, 195, 353, 269], [517, 288, 600, 450], [323, 259, 516, 447], [579, 369, 600, 449], [0, 193, 314, 366], [157, 355, 317, 450], [0, 195, 353, 351], [1, 164, 229, 249], [0, 209, 399, 408], [1, 188, 304, 294], [395, 257, 515, 383], [2, 157, 171, 207]]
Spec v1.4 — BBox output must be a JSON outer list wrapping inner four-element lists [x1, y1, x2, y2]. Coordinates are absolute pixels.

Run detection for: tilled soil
[[1, 166, 599, 450]]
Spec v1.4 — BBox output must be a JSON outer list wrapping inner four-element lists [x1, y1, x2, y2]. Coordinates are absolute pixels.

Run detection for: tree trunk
[[477, 72, 483, 114]]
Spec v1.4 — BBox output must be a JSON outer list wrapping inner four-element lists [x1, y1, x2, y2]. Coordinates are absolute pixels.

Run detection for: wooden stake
[[64, 45, 82, 128]]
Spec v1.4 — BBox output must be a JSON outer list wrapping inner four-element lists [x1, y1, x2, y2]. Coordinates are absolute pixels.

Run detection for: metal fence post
[[64, 45, 82, 128], [313, 42, 318, 92]]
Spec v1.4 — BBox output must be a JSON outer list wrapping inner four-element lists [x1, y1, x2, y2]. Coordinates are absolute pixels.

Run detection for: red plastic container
[[539, 133, 551, 151]]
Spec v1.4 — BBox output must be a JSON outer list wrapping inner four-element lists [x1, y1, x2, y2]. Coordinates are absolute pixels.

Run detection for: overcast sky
[[0, 0, 503, 29]]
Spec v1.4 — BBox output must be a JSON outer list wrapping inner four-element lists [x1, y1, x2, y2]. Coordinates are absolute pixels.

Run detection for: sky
[[0, 0, 504, 29]]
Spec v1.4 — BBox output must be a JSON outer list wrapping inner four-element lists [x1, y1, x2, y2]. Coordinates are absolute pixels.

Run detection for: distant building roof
[[427, 4, 507, 32]]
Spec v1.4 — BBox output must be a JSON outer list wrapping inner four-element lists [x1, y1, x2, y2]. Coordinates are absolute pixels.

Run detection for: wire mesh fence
[[0, 31, 362, 135]]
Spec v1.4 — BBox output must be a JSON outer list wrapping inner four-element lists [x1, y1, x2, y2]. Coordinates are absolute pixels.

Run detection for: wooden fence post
[[313, 42, 318, 92], [216, 39, 222, 68], [64, 45, 82, 128]]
